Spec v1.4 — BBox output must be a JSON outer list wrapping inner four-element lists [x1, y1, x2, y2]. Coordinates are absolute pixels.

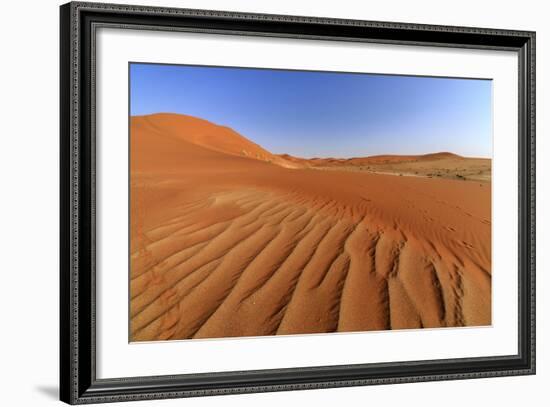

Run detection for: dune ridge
[[278, 151, 490, 182], [130, 113, 491, 341], [132, 113, 301, 169]]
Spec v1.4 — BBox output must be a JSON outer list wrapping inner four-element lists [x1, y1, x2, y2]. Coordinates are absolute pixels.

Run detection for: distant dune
[[278, 152, 490, 182], [130, 113, 491, 341]]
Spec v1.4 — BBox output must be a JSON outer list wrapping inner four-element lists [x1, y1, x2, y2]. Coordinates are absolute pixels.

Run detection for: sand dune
[[130, 113, 491, 341], [278, 152, 491, 182], [132, 113, 301, 169]]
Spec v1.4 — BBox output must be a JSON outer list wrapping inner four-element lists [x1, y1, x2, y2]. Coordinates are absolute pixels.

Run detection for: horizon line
[[130, 112, 492, 160]]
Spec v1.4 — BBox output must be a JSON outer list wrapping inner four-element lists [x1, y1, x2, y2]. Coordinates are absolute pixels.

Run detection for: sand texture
[[130, 113, 491, 341], [278, 153, 491, 182]]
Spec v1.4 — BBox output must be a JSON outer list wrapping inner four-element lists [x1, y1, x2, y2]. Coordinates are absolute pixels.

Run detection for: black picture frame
[[60, 1, 536, 404]]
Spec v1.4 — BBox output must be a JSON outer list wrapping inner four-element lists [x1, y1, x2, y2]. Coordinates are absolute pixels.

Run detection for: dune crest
[[132, 113, 301, 169], [130, 113, 491, 341]]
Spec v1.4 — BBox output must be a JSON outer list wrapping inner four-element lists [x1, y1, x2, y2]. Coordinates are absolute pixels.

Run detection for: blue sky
[[130, 63, 492, 158]]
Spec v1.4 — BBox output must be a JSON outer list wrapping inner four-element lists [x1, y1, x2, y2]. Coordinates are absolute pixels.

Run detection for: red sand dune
[[130, 113, 491, 341], [278, 151, 490, 182], [284, 152, 462, 166]]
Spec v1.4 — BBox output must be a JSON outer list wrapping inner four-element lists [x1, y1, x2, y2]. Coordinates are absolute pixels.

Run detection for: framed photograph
[[60, 1, 536, 404]]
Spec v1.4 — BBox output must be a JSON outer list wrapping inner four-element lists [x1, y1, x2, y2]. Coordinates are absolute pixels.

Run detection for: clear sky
[[130, 63, 492, 158]]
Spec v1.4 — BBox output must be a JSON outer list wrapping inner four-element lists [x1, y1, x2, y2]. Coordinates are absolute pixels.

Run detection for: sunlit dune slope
[[130, 113, 491, 341], [132, 113, 301, 169]]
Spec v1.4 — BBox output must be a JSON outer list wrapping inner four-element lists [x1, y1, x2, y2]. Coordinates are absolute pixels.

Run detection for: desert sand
[[130, 113, 491, 341], [279, 152, 491, 182]]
